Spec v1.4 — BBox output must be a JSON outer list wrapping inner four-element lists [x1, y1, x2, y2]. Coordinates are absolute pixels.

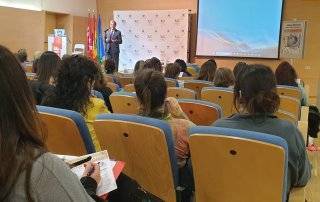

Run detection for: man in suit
[[105, 20, 122, 71]]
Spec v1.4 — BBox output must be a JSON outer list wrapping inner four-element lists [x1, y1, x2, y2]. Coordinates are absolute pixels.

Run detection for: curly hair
[[42, 55, 99, 116], [234, 64, 280, 115]]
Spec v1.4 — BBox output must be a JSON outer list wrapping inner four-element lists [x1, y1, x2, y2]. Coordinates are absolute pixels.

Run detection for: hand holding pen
[[82, 162, 101, 184]]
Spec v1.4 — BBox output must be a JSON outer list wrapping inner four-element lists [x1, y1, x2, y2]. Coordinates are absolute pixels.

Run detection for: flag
[[86, 12, 93, 58], [92, 13, 97, 60], [97, 15, 105, 63]]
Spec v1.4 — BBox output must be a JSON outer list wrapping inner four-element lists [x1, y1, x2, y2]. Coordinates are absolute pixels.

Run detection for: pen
[[70, 156, 92, 168]]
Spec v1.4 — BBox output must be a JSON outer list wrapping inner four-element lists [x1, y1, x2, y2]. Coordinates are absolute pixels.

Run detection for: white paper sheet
[[71, 159, 117, 195]]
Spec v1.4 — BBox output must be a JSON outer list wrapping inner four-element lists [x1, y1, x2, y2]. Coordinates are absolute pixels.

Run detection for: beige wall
[[0, 6, 88, 58], [97, 0, 320, 103], [0, 6, 45, 59]]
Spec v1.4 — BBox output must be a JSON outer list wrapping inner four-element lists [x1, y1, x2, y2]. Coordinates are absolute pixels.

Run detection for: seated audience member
[[133, 60, 145, 76], [164, 63, 181, 79], [42, 55, 109, 151], [307, 106, 320, 151], [275, 61, 308, 106], [104, 58, 122, 87], [143, 57, 163, 72], [213, 64, 311, 196], [213, 67, 235, 88], [32, 58, 39, 73], [15, 48, 28, 68], [94, 68, 113, 112], [134, 69, 195, 166], [175, 59, 192, 77], [29, 51, 61, 104], [0, 45, 102, 201], [197, 59, 217, 82], [233, 62, 248, 80]]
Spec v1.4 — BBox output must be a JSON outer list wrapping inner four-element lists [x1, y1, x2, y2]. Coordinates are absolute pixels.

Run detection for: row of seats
[[109, 87, 301, 125], [36, 106, 288, 202]]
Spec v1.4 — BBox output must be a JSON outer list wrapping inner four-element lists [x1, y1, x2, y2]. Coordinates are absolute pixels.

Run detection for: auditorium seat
[[277, 85, 302, 100], [118, 75, 134, 87], [184, 80, 214, 99], [187, 66, 199, 77], [275, 110, 298, 125], [165, 78, 178, 87], [109, 92, 139, 114], [201, 87, 235, 117], [107, 82, 120, 92], [279, 95, 301, 120], [94, 114, 179, 202], [124, 84, 136, 92], [189, 127, 288, 202], [167, 87, 196, 99], [37, 106, 95, 155], [178, 99, 223, 125], [178, 77, 194, 81]]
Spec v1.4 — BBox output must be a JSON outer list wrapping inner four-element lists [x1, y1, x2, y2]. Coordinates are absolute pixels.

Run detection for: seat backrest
[[118, 76, 134, 87], [201, 87, 235, 117], [109, 92, 139, 114], [277, 85, 301, 100], [178, 77, 195, 81], [178, 99, 223, 125], [187, 66, 199, 77], [189, 127, 288, 202], [107, 82, 120, 92], [279, 95, 301, 120], [167, 87, 196, 99], [37, 106, 95, 155], [184, 80, 214, 98], [165, 78, 178, 87], [275, 110, 298, 125], [124, 84, 136, 92], [94, 114, 178, 202]]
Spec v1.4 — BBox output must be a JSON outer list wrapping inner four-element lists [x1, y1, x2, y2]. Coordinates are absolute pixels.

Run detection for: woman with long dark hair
[[29, 51, 61, 104], [213, 64, 311, 197], [0, 45, 101, 201], [197, 59, 217, 82], [42, 55, 109, 151]]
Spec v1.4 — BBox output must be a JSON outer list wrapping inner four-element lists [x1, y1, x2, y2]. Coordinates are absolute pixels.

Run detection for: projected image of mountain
[[197, 29, 278, 58], [196, 0, 283, 58]]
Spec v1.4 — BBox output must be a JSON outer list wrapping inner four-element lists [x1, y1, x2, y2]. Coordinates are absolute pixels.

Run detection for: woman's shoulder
[[90, 97, 106, 105]]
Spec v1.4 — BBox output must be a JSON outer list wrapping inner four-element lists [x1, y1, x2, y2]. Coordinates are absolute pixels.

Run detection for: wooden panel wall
[[0, 6, 45, 59]]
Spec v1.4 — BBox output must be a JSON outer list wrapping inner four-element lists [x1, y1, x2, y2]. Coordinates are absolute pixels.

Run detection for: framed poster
[[280, 20, 306, 59]]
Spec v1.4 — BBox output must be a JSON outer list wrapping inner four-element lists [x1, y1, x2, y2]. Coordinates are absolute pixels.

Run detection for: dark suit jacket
[[104, 29, 122, 54]]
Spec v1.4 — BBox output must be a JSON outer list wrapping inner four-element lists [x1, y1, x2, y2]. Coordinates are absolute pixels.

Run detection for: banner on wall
[[48, 35, 67, 58], [280, 20, 306, 59], [113, 9, 189, 72]]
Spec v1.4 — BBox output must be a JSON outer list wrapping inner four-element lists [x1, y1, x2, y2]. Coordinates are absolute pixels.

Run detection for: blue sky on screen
[[198, 0, 283, 47]]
